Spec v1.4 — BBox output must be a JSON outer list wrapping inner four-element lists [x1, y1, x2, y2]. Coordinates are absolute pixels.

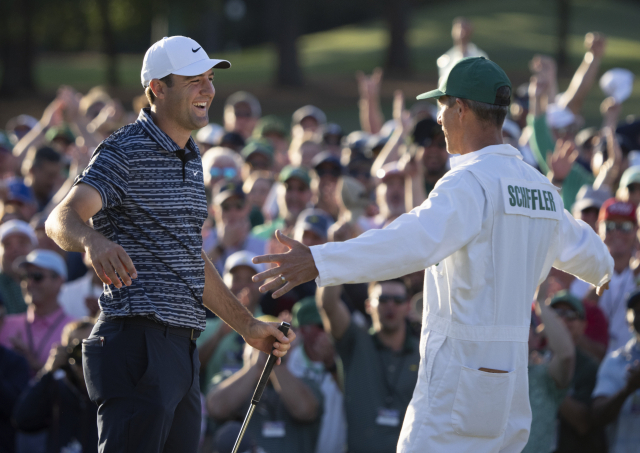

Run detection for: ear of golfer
[[252, 230, 319, 298]]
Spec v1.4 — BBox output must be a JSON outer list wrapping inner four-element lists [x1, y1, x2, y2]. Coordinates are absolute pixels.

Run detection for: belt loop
[[164, 325, 169, 338], [190, 329, 195, 341], [118, 320, 124, 332]]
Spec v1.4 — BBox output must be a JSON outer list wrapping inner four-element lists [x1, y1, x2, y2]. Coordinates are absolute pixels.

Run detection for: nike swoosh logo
[[193, 170, 201, 176], [192, 47, 201, 53]]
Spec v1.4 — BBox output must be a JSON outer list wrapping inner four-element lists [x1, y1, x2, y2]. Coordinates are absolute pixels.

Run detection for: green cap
[[45, 124, 76, 144], [417, 57, 511, 106], [241, 139, 274, 163], [253, 115, 287, 139], [549, 290, 585, 319], [278, 165, 311, 187], [292, 296, 323, 328]]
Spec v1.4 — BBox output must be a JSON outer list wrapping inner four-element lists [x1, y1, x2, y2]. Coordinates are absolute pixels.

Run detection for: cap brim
[[416, 89, 445, 100], [173, 58, 231, 77]]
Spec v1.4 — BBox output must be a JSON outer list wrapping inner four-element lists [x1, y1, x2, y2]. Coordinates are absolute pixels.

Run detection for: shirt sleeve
[[592, 355, 624, 398], [311, 170, 485, 287], [552, 210, 614, 287], [73, 142, 129, 209]]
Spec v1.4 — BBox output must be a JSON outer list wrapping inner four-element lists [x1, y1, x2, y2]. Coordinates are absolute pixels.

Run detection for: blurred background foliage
[[2, 0, 640, 131]]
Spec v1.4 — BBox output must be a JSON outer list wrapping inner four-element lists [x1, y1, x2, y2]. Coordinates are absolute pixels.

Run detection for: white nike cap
[[141, 36, 231, 88]]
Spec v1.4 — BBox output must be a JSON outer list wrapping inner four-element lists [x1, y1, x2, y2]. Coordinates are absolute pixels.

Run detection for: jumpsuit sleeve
[[311, 170, 485, 287], [552, 209, 614, 287]]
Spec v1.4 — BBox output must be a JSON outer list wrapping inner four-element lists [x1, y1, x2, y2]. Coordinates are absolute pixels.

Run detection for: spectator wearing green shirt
[[196, 251, 265, 393], [522, 287, 576, 453], [550, 292, 607, 453], [317, 278, 419, 453], [526, 35, 609, 210]]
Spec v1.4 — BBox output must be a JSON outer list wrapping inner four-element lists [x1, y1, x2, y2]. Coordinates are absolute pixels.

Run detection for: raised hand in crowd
[[356, 67, 384, 134], [593, 97, 624, 188], [559, 32, 607, 115], [529, 55, 558, 102], [371, 90, 411, 177], [548, 139, 578, 186]]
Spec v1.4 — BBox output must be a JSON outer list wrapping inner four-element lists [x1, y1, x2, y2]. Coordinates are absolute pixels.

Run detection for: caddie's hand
[[242, 319, 296, 366], [596, 281, 609, 297], [85, 235, 137, 289], [252, 230, 319, 298]]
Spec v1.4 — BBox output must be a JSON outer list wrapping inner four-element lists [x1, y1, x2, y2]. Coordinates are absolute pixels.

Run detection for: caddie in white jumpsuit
[[252, 57, 614, 453]]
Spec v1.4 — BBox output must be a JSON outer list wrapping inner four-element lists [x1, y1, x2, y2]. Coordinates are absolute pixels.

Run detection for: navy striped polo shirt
[[74, 108, 209, 330]]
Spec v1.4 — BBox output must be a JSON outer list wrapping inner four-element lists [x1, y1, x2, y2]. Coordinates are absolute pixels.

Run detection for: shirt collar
[[137, 108, 198, 155], [449, 144, 522, 169]]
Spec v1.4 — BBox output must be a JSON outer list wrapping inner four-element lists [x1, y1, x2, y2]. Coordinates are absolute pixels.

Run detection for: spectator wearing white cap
[[292, 105, 327, 135], [616, 166, 640, 207], [0, 220, 37, 315], [195, 123, 225, 152], [0, 249, 72, 374], [572, 185, 611, 232], [196, 251, 265, 392], [224, 91, 261, 139]]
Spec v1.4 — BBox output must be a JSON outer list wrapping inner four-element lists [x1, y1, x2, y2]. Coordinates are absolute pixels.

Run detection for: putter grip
[[251, 322, 290, 405]]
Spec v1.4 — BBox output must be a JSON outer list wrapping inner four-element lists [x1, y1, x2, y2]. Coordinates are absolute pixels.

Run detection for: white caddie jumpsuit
[[309, 144, 613, 453]]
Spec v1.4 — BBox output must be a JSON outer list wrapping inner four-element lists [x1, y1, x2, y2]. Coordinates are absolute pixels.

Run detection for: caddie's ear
[[149, 79, 166, 101]]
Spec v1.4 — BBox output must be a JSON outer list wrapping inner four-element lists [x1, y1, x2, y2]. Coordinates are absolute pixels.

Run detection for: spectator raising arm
[[371, 90, 412, 177], [356, 68, 384, 135], [558, 33, 606, 116], [316, 284, 351, 341], [536, 291, 576, 388]]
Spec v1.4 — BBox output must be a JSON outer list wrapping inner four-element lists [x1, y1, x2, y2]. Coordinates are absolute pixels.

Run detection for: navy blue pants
[[82, 318, 201, 453]]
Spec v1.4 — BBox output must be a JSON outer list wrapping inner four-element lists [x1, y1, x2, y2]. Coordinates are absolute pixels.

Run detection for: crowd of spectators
[[1, 17, 640, 453]]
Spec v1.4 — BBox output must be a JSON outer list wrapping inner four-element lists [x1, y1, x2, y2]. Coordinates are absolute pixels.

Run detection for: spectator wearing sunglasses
[[0, 249, 73, 374], [201, 146, 244, 194], [596, 199, 639, 354], [204, 181, 266, 274], [252, 166, 312, 241], [311, 152, 343, 221], [548, 291, 607, 453], [13, 319, 98, 453], [524, 287, 576, 453], [316, 278, 419, 453]]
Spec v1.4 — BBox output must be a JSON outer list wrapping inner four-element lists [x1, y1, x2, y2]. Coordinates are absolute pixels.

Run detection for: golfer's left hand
[[252, 230, 319, 298], [243, 319, 296, 365]]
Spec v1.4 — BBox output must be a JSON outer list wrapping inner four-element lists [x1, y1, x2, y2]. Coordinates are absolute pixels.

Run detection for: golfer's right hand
[[85, 236, 137, 288]]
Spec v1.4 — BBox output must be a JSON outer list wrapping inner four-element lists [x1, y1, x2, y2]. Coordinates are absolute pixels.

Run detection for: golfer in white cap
[[46, 36, 294, 453], [251, 57, 613, 452]]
